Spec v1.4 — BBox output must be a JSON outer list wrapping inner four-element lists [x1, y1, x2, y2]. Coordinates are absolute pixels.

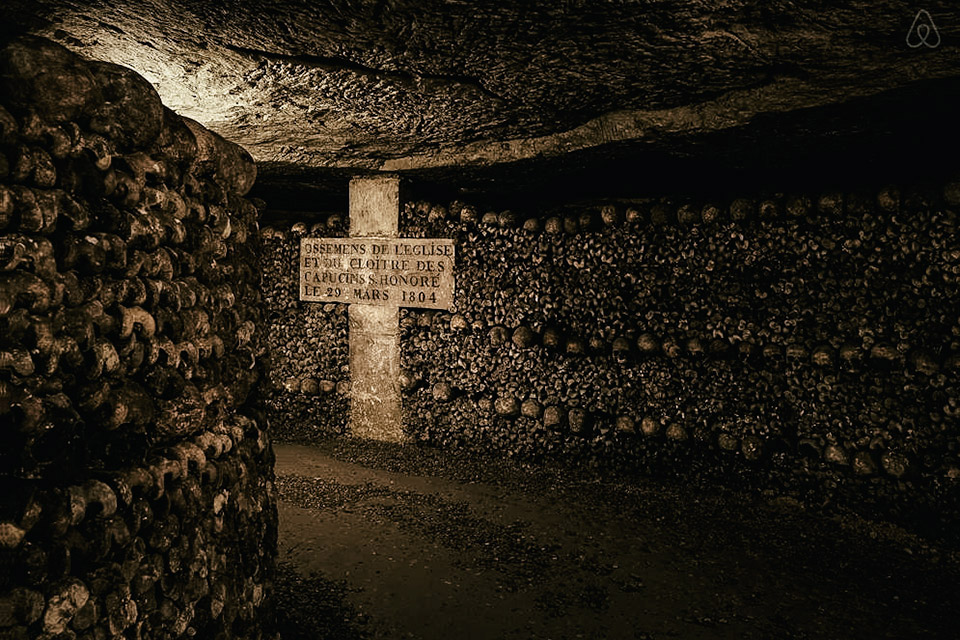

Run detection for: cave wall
[[0, 37, 276, 639], [262, 177, 960, 530]]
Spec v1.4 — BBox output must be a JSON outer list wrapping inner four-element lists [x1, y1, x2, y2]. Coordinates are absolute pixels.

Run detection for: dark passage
[[272, 440, 959, 640]]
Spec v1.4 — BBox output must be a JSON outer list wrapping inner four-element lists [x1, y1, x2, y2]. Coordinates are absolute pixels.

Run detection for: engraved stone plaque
[[299, 237, 455, 310]]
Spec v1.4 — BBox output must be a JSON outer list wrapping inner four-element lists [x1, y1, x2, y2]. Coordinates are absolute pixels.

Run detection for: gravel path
[[273, 439, 960, 640]]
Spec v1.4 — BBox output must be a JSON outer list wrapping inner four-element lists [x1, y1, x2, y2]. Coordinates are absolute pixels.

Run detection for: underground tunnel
[[1, 1, 959, 639]]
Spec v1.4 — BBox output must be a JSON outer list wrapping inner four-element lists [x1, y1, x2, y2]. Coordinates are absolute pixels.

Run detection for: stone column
[[347, 176, 404, 442]]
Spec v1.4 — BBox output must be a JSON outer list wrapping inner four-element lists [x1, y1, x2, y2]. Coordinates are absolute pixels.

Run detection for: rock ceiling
[[3, 1, 960, 203]]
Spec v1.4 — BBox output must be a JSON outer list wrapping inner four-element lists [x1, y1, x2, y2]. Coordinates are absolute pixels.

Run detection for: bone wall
[[262, 179, 960, 532], [260, 218, 350, 441], [0, 36, 276, 639]]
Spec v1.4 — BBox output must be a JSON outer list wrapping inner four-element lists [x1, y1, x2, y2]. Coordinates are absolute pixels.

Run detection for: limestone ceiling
[[3, 1, 960, 201]]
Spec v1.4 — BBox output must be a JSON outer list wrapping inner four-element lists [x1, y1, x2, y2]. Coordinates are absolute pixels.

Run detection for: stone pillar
[[347, 176, 404, 442]]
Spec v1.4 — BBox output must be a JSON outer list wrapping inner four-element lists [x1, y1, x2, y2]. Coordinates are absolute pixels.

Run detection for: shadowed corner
[[274, 562, 369, 640], [0, 6, 48, 47]]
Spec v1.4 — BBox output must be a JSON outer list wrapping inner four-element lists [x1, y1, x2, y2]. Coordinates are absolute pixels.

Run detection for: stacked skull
[[387, 189, 960, 524], [0, 36, 276, 640], [258, 214, 350, 441]]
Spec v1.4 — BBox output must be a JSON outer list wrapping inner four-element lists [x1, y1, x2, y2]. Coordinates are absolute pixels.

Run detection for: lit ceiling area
[[3, 1, 960, 205]]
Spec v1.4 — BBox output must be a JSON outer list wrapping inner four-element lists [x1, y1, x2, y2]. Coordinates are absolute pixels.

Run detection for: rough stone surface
[[2, 1, 959, 199]]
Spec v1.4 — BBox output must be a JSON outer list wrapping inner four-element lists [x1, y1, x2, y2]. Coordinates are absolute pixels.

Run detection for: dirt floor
[[272, 439, 960, 640]]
